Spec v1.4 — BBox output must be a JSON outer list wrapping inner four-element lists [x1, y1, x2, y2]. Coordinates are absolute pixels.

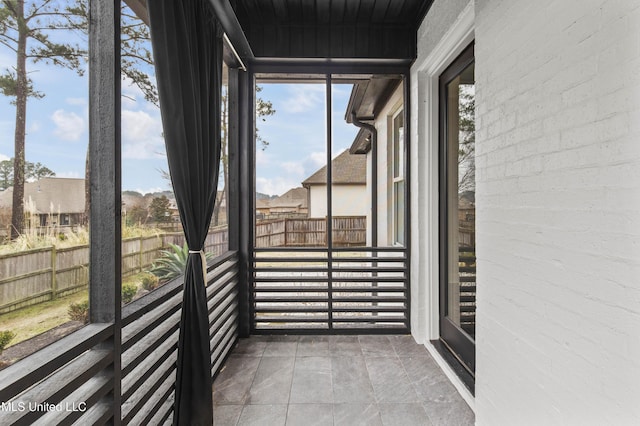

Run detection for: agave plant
[[150, 243, 212, 283]]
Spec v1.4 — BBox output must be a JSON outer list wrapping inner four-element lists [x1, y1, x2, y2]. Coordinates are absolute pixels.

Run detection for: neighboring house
[[256, 187, 308, 220], [0, 177, 85, 229], [268, 187, 308, 216], [301, 149, 367, 218], [122, 190, 183, 224], [255, 198, 272, 218]]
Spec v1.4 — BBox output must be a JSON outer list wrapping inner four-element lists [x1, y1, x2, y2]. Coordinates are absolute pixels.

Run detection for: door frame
[[438, 42, 476, 375]]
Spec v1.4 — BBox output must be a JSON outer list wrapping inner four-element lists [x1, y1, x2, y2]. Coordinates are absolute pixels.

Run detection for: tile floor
[[212, 335, 474, 426]]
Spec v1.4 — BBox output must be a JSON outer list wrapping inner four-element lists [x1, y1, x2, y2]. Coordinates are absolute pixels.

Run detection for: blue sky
[[0, 37, 358, 197], [255, 83, 358, 196]]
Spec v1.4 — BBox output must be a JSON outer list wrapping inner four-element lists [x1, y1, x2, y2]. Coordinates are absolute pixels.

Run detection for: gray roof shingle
[[0, 177, 85, 214], [302, 150, 366, 186]]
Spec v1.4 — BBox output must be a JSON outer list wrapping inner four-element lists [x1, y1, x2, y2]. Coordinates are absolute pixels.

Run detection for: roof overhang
[[345, 77, 402, 154], [350, 128, 372, 155], [345, 77, 402, 123]]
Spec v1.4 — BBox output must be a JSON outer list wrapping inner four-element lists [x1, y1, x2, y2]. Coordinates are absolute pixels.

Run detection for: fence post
[[325, 216, 328, 246], [139, 236, 143, 273], [284, 218, 288, 247], [51, 246, 57, 300]]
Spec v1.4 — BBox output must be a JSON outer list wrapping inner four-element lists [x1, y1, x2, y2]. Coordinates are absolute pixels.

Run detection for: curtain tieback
[[188, 248, 207, 287]]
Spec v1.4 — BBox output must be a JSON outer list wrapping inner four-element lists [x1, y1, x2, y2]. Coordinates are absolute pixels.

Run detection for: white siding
[[368, 87, 404, 247], [473, 0, 640, 425], [307, 185, 367, 218], [412, 0, 640, 422]]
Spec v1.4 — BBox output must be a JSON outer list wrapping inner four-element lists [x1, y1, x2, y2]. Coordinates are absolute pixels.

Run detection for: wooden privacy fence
[[0, 216, 362, 314], [0, 246, 89, 314], [0, 227, 229, 314], [255, 216, 366, 248]]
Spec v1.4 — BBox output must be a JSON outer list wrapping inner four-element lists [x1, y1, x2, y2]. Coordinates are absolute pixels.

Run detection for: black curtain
[[147, 1, 221, 424]]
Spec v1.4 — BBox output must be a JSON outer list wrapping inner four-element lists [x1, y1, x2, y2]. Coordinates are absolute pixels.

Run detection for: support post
[[237, 67, 253, 337], [89, 0, 121, 422]]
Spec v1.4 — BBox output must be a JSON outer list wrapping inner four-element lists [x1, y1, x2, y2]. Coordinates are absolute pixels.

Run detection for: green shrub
[[0, 330, 16, 353], [68, 301, 89, 323], [122, 283, 138, 304], [150, 243, 213, 283], [141, 272, 159, 291]]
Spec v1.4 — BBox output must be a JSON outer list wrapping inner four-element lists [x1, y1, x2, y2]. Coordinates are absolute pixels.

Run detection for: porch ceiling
[[124, 0, 434, 63], [232, 0, 433, 61]]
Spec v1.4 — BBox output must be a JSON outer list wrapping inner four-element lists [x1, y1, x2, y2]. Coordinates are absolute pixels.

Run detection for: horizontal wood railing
[[120, 250, 239, 425], [0, 324, 115, 425], [0, 250, 240, 425]]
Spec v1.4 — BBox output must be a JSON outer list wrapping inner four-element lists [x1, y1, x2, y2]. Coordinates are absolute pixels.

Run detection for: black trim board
[[431, 339, 475, 395]]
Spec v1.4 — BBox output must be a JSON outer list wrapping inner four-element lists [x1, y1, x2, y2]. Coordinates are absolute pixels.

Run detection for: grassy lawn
[[0, 273, 148, 349], [0, 290, 89, 347]]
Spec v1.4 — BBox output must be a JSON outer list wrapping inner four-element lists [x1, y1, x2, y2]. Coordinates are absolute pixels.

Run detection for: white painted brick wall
[[475, 0, 640, 425]]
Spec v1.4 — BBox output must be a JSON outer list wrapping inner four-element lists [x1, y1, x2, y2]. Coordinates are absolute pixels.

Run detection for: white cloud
[[281, 85, 325, 114], [331, 85, 352, 97], [256, 149, 270, 166], [121, 109, 165, 159], [307, 151, 326, 168], [121, 76, 145, 108], [257, 151, 326, 191], [282, 161, 304, 176], [301, 151, 327, 177], [51, 109, 86, 141], [0, 153, 9, 162], [28, 121, 41, 133], [256, 176, 300, 197], [121, 76, 157, 111]]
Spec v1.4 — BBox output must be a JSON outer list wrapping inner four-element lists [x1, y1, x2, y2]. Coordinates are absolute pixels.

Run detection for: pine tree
[[149, 195, 171, 223], [0, 0, 85, 238], [0, 158, 55, 190], [0, 1, 157, 234]]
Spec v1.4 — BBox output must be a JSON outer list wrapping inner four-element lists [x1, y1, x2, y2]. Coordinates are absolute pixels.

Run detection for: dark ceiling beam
[[123, 0, 149, 25], [206, 0, 254, 61], [123, 0, 254, 63]]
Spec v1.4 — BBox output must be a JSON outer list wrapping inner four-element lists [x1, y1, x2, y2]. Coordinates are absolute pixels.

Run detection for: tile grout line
[[228, 335, 471, 426], [399, 350, 433, 425], [360, 335, 383, 426], [237, 340, 266, 425], [283, 340, 299, 426], [395, 338, 436, 426]]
